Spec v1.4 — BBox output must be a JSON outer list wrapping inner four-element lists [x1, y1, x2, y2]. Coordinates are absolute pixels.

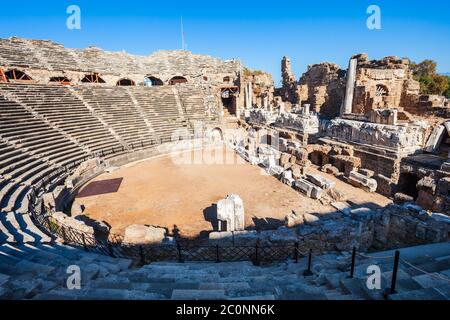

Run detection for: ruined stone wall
[[321, 118, 426, 153], [280, 56, 298, 104], [373, 204, 449, 250], [0, 37, 242, 88], [243, 71, 274, 109], [298, 62, 346, 118], [351, 54, 420, 115]]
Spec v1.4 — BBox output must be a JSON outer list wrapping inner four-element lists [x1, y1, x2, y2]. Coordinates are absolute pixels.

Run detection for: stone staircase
[[0, 242, 448, 300]]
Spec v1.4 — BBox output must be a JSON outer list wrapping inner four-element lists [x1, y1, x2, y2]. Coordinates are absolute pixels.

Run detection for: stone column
[[341, 58, 357, 115], [248, 83, 253, 108], [245, 83, 250, 109]]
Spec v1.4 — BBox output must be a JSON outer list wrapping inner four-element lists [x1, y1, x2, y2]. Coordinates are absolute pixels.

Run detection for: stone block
[[394, 193, 414, 204], [302, 213, 319, 224], [285, 211, 304, 228], [436, 177, 450, 196], [424, 125, 445, 153], [281, 170, 295, 186], [208, 231, 234, 245], [123, 225, 167, 245], [348, 171, 377, 192], [322, 164, 340, 176], [358, 168, 375, 178], [305, 173, 335, 189], [217, 194, 245, 232], [294, 179, 323, 199]]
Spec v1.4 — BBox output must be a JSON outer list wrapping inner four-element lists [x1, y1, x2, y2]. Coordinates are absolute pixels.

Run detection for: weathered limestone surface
[[298, 62, 346, 118], [123, 225, 167, 245], [424, 125, 445, 153], [342, 58, 357, 115], [322, 118, 426, 152], [348, 171, 378, 192], [305, 173, 335, 189], [369, 109, 398, 125], [248, 108, 277, 125], [294, 179, 323, 199], [274, 112, 319, 134], [51, 212, 94, 234], [280, 56, 298, 104], [217, 194, 245, 232]]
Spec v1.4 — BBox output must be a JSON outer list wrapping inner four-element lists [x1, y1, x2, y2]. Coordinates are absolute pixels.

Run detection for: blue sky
[[0, 0, 449, 85]]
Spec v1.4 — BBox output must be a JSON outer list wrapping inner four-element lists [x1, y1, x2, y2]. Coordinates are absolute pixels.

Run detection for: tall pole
[[181, 16, 185, 50]]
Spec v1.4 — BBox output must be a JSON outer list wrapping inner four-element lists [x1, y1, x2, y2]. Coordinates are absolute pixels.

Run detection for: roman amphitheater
[[0, 37, 449, 300]]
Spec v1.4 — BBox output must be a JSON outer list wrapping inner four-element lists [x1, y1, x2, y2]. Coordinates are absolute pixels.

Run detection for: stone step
[[389, 287, 447, 300], [171, 289, 227, 300]]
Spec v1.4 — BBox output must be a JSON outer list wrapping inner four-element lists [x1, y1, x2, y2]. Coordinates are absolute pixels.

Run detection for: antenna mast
[[181, 16, 185, 50]]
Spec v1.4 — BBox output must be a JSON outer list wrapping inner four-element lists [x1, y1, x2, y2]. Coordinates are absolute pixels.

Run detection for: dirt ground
[[73, 147, 391, 238]]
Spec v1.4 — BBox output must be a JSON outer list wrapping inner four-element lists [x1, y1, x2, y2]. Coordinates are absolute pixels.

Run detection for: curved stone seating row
[[0, 242, 448, 300], [0, 83, 212, 247], [0, 83, 123, 154], [73, 86, 156, 146], [131, 86, 191, 142], [0, 38, 239, 77]]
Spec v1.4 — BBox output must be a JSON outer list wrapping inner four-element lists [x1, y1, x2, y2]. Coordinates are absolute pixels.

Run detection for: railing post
[[177, 244, 184, 263], [303, 248, 313, 276], [389, 250, 400, 295], [215, 245, 220, 263], [349, 247, 356, 278], [253, 244, 260, 266], [294, 242, 299, 264], [82, 234, 88, 251], [108, 242, 115, 258], [139, 245, 145, 265]]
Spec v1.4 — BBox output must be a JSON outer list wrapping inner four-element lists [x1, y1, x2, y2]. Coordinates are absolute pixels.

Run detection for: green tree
[[444, 77, 450, 98], [411, 60, 449, 95], [411, 59, 437, 78]]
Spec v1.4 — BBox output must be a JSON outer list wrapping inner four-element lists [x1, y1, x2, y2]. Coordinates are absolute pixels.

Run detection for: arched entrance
[[221, 87, 238, 116], [117, 78, 135, 86], [169, 76, 188, 85], [81, 73, 106, 84], [49, 77, 71, 85], [5, 69, 32, 81], [210, 128, 224, 143], [144, 76, 164, 87], [375, 84, 389, 96]]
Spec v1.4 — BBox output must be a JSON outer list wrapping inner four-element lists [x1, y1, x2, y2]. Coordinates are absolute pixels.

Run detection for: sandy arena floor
[[73, 147, 391, 238]]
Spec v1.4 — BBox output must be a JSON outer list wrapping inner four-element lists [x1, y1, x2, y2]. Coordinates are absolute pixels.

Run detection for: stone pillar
[[302, 104, 310, 115], [245, 82, 251, 109], [341, 58, 357, 115], [216, 194, 245, 232], [248, 83, 253, 108]]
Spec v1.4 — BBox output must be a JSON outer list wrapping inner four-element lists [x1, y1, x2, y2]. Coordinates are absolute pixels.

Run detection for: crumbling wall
[[298, 62, 346, 118], [280, 56, 298, 104], [351, 54, 420, 115]]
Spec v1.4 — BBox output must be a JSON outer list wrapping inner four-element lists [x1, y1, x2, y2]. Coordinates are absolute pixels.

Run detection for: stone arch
[[5, 69, 32, 81], [81, 73, 106, 84], [116, 78, 135, 86], [49, 76, 71, 85], [144, 76, 164, 87], [375, 84, 389, 96], [210, 127, 224, 143], [0, 68, 7, 82], [169, 76, 188, 85]]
